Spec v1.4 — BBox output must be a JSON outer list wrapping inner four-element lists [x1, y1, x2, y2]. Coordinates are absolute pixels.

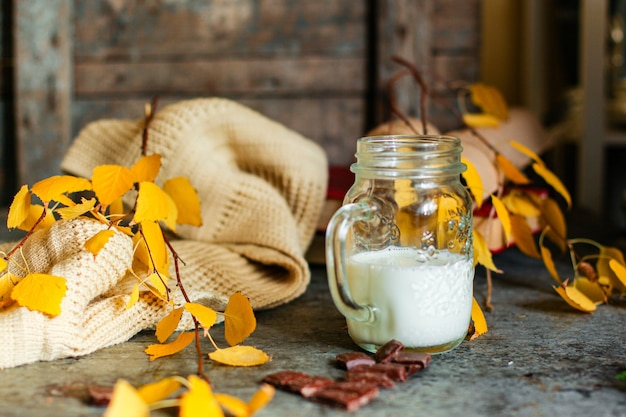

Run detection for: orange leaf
[[109, 197, 125, 220], [130, 154, 162, 183], [496, 154, 530, 185], [147, 272, 168, 298], [468, 83, 509, 120], [11, 273, 67, 316], [469, 297, 488, 341], [501, 190, 541, 217], [180, 375, 223, 417], [573, 277, 607, 305], [608, 259, 626, 288], [137, 220, 169, 276], [247, 384, 275, 415], [155, 307, 184, 343], [509, 139, 544, 167], [532, 163, 571, 208], [462, 113, 501, 128], [541, 198, 567, 252], [92, 165, 136, 207], [137, 377, 181, 405], [472, 229, 501, 272], [16, 204, 55, 232], [56, 197, 97, 220], [597, 246, 626, 292], [163, 177, 203, 227], [84, 229, 116, 257], [126, 284, 140, 310], [461, 157, 484, 207], [540, 241, 561, 284], [162, 192, 178, 233], [208, 345, 271, 367], [553, 283, 596, 313], [223, 292, 256, 346], [184, 302, 218, 329], [491, 195, 511, 244], [144, 331, 195, 361], [134, 182, 171, 224], [7, 185, 31, 229], [103, 379, 149, 417], [31, 175, 92, 204], [510, 214, 540, 258], [215, 393, 249, 417]]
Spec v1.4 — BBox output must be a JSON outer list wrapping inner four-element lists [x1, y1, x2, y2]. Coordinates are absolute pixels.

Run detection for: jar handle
[[325, 200, 377, 323]]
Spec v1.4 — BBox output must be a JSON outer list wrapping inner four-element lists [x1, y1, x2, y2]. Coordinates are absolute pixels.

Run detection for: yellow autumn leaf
[[247, 384, 276, 415], [608, 258, 626, 288], [56, 197, 97, 220], [573, 277, 607, 305], [469, 297, 488, 341], [215, 393, 249, 417], [162, 191, 178, 233], [553, 283, 597, 313], [472, 229, 501, 272], [208, 345, 271, 367], [463, 113, 501, 128], [84, 229, 116, 257], [224, 292, 256, 347], [7, 185, 31, 229], [597, 246, 626, 292], [10, 273, 67, 316], [134, 181, 171, 224], [108, 197, 125, 220], [468, 83, 509, 121], [540, 241, 561, 284], [155, 306, 184, 343], [137, 377, 181, 404], [0, 273, 14, 300], [147, 272, 168, 298], [532, 163, 572, 208], [126, 284, 140, 310], [461, 157, 484, 207], [103, 379, 149, 417], [131, 154, 162, 183], [31, 175, 92, 204], [501, 190, 541, 218], [92, 165, 136, 207], [184, 302, 218, 329], [491, 195, 511, 244], [509, 139, 544, 167], [16, 204, 55, 232], [510, 214, 540, 258], [541, 197, 567, 252], [496, 154, 530, 185], [180, 375, 223, 417], [163, 177, 203, 227], [137, 220, 169, 276], [145, 331, 195, 361]]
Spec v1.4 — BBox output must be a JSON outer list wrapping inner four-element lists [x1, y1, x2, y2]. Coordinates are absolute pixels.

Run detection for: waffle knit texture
[[0, 98, 328, 368]]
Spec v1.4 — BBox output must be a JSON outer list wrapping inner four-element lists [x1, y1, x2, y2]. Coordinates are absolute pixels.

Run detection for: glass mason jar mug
[[326, 135, 475, 354]]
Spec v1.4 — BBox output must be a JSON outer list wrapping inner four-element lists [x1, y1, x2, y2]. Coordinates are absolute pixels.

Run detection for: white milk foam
[[346, 246, 475, 349]]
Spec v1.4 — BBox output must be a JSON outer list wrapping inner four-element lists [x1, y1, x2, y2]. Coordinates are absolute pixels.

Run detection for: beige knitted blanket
[[0, 98, 328, 368]]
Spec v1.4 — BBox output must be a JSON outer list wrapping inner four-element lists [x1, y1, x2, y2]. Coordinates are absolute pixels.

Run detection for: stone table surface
[[0, 243, 625, 417]]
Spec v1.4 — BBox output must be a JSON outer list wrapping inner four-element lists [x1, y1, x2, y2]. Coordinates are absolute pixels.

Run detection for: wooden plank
[[13, 0, 72, 186], [73, 0, 366, 60], [432, 0, 481, 51], [376, 0, 435, 125], [71, 97, 364, 166], [74, 57, 365, 96]]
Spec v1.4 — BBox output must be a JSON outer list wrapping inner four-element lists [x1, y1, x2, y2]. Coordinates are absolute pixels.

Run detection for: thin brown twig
[[4, 207, 48, 260]]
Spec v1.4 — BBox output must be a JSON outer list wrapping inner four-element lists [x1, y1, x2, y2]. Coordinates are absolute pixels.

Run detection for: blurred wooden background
[[0, 0, 480, 204]]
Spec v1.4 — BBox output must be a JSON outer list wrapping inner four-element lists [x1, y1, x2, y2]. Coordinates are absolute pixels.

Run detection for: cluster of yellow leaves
[[461, 82, 626, 315], [147, 292, 270, 367], [0, 154, 202, 316], [104, 376, 275, 417]]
